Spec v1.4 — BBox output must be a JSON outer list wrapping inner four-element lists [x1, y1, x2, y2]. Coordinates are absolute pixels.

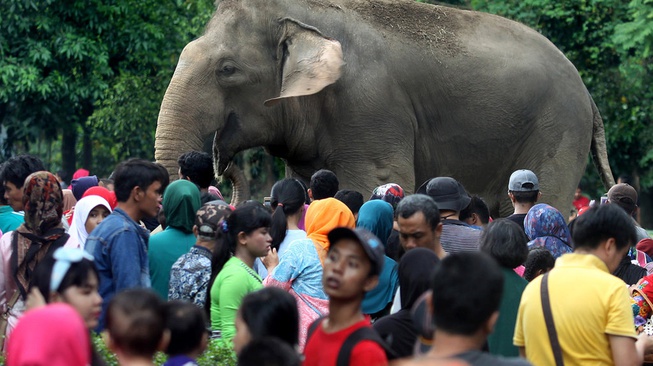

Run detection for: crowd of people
[[0, 152, 652, 366]]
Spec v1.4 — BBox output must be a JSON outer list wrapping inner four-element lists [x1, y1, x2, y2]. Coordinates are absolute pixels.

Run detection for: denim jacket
[[86, 207, 151, 331]]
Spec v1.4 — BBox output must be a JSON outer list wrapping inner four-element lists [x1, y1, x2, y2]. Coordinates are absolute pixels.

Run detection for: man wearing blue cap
[[304, 227, 391, 366]]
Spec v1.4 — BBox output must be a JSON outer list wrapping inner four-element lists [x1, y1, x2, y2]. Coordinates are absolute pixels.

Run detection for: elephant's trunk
[[221, 162, 250, 205], [156, 102, 252, 206], [155, 104, 205, 179]]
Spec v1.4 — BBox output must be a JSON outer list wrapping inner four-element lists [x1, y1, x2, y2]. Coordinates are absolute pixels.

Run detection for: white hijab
[[64, 195, 112, 250]]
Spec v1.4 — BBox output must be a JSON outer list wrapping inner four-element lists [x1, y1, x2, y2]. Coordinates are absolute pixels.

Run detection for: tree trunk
[[61, 127, 77, 183], [82, 124, 92, 172]]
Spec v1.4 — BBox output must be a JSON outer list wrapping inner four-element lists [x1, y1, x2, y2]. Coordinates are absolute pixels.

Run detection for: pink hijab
[[7, 304, 90, 366]]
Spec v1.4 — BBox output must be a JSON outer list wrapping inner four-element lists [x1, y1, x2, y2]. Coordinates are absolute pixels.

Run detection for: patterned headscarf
[[12, 171, 67, 298], [305, 198, 355, 266], [370, 183, 405, 210], [525, 203, 572, 259]]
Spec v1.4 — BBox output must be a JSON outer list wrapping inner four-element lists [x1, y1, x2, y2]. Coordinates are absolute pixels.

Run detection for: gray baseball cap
[[508, 170, 539, 192], [328, 227, 385, 276]]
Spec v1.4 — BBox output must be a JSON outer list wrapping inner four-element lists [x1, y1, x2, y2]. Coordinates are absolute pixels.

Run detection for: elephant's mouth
[[214, 112, 239, 175]]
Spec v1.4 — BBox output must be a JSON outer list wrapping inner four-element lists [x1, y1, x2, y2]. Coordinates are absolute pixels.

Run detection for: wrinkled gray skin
[[155, 0, 614, 216]]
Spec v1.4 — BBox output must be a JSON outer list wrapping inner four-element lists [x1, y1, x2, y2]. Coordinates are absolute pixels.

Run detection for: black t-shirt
[[506, 214, 527, 233], [373, 310, 417, 359]]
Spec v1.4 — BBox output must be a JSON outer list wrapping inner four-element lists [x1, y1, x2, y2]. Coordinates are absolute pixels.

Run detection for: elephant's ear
[[264, 18, 344, 107]]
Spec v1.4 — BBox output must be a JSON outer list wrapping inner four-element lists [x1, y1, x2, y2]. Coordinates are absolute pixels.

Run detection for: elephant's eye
[[219, 65, 237, 76]]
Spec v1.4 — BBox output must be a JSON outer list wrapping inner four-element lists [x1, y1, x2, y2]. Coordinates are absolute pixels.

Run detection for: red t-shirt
[[303, 318, 388, 366], [573, 196, 590, 210]]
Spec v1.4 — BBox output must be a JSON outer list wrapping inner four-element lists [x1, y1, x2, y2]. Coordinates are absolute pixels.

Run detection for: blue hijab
[[525, 203, 572, 259], [357, 200, 399, 315]]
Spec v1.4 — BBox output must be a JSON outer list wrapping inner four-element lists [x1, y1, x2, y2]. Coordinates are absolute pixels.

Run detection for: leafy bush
[[92, 333, 236, 366]]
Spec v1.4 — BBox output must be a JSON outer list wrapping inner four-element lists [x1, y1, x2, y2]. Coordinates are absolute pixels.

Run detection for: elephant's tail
[[589, 94, 615, 191]]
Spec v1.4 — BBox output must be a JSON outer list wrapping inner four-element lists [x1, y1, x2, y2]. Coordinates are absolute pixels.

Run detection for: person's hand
[[262, 247, 279, 274], [25, 287, 46, 311], [641, 333, 653, 353]]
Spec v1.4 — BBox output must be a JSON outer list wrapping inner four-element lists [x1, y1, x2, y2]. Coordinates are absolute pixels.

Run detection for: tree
[[0, 0, 214, 180]]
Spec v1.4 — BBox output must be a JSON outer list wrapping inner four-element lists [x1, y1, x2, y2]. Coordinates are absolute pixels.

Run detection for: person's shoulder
[[457, 350, 532, 366]]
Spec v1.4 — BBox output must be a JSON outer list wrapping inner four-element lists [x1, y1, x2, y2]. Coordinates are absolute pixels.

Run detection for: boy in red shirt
[[303, 227, 388, 366]]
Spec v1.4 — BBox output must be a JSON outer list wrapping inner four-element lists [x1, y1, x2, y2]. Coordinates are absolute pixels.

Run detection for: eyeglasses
[[50, 248, 95, 292]]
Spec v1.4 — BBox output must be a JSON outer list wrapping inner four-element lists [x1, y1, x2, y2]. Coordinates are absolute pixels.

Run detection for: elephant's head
[[155, 0, 344, 203]]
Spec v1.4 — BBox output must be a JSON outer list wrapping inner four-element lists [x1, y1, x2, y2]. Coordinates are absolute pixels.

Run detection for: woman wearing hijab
[[524, 203, 572, 258], [64, 195, 112, 250], [357, 200, 399, 319], [148, 179, 201, 300], [263, 197, 355, 350], [0, 171, 69, 344], [7, 303, 90, 366], [373, 248, 439, 358]]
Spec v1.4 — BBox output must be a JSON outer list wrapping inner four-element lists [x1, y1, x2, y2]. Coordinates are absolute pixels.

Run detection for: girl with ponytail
[[207, 201, 272, 342], [255, 179, 307, 277]]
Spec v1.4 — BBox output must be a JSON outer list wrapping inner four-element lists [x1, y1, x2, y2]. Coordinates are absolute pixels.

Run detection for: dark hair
[[177, 151, 214, 189], [431, 252, 503, 335], [164, 301, 207, 356], [2, 154, 45, 188], [571, 204, 637, 251], [237, 337, 300, 366], [459, 196, 490, 225], [295, 179, 310, 204], [239, 288, 299, 348], [479, 219, 529, 268], [113, 159, 169, 202], [200, 192, 221, 205], [106, 289, 165, 358], [206, 202, 271, 319], [395, 194, 440, 231], [618, 174, 633, 185], [509, 190, 539, 204], [523, 248, 555, 282], [309, 169, 339, 200], [30, 253, 99, 301], [270, 179, 306, 251], [334, 190, 364, 215], [0, 163, 8, 205]]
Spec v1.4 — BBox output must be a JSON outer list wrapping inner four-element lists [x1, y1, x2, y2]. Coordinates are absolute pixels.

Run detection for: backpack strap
[[336, 326, 397, 366], [305, 315, 326, 345]]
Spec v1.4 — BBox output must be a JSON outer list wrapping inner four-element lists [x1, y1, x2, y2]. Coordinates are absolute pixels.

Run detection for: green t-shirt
[[210, 256, 263, 340], [488, 267, 527, 357]]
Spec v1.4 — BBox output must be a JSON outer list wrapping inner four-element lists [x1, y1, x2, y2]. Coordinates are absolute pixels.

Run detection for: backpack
[[305, 316, 397, 365]]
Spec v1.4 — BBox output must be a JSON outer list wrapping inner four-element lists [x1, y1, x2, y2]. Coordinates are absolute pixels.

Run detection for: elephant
[[155, 0, 614, 217]]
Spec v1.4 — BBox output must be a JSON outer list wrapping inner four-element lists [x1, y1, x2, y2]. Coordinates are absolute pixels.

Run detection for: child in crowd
[[105, 289, 169, 366], [237, 337, 300, 366], [208, 202, 272, 341], [233, 287, 299, 355], [263, 198, 355, 350], [28, 247, 105, 365], [254, 178, 307, 278], [523, 248, 555, 282], [303, 227, 389, 366], [65, 195, 112, 249], [163, 301, 208, 366]]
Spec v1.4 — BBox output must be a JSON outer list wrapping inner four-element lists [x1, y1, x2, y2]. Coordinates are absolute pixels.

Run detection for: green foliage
[[1, 0, 214, 176], [92, 333, 237, 366]]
